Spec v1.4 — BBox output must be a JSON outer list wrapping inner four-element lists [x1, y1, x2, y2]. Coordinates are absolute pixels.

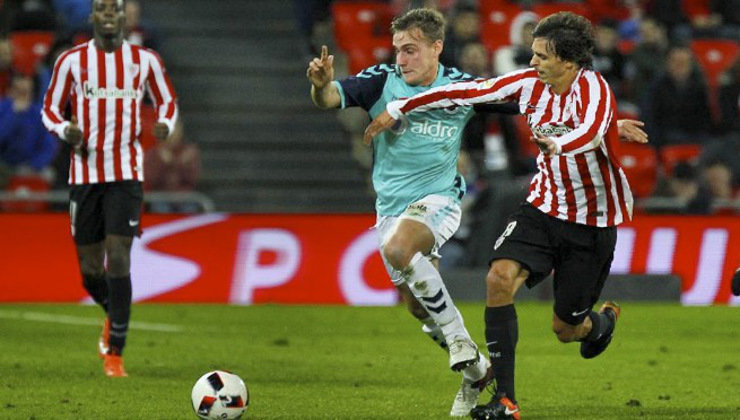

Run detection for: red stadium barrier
[[0, 213, 738, 305]]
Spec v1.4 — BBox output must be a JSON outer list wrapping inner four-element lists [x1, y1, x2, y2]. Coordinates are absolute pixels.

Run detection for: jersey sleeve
[[335, 64, 393, 111], [41, 49, 75, 140], [144, 49, 178, 134], [387, 68, 532, 119]]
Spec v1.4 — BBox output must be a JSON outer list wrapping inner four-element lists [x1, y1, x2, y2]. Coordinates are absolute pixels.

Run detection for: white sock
[[462, 351, 488, 382], [404, 253, 472, 344], [420, 316, 448, 351]]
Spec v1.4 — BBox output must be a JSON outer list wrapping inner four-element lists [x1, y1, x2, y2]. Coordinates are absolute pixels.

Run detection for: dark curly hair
[[391, 8, 446, 43], [532, 12, 594, 69]]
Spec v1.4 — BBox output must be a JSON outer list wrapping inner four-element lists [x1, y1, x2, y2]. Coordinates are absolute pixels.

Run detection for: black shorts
[[490, 203, 617, 325], [69, 181, 143, 245]]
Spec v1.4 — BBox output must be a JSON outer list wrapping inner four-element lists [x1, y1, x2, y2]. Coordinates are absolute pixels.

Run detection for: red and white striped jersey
[[42, 40, 178, 185], [387, 68, 633, 227]]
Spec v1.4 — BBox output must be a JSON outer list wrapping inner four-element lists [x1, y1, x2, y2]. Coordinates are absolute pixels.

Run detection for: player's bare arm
[[64, 116, 83, 147], [307, 45, 340, 109]]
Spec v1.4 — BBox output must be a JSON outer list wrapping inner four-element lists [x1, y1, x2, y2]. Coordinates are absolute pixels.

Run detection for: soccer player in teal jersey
[[308, 9, 500, 416]]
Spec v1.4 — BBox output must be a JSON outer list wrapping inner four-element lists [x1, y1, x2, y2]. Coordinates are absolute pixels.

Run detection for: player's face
[[393, 28, 442, 86], [529, 38, 570, 86], [91, 0, 125, 38]]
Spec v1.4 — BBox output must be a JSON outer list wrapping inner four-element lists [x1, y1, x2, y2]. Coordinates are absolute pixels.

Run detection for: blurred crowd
[[297, 0, 740, 220], [0, 0, 199, 211]]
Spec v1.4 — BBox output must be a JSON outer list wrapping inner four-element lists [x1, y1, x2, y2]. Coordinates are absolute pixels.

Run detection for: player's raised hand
[[64, 115, 83, 147], [531, 132, 560, 157], [306, 45, 334, 88], [153, 122, 169, 140], [363, 110, 397, 146], [617, 119, 648, 144]]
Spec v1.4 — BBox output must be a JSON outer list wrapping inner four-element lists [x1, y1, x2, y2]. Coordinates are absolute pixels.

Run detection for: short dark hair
[[391, 8, 446, 43], [532, 12, 594, 69]]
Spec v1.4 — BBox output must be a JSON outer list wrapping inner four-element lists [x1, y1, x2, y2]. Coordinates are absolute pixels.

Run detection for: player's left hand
[[363, 110, 396, 146], [617, 119, 648, 144], [531, 132, 559, 157], [153, 122, 169, 140]]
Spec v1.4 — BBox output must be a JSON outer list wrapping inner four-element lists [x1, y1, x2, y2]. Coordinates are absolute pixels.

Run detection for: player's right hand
[[306, 45, 334, 88], [363, 110, 397, 146], [64, 116, 83, 147]]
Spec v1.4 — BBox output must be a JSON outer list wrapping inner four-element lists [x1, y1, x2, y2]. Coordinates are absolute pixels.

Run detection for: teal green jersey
[[335, 64, 475, 216]]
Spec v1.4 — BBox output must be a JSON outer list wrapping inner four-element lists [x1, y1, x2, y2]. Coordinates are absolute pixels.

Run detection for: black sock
[[485, 304, 518, 402], [82, 273, 109, 312], [107, 274, 132, 355], [583, 310, 611, 342]]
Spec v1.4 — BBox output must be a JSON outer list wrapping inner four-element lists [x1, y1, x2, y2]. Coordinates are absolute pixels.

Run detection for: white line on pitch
[[0, 310, 182, 332]]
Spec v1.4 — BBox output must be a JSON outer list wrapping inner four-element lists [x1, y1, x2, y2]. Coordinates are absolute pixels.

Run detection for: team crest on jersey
[[129, 64, 140, 78], [405, 203, 428, 217], [480, 78, 496, 89]]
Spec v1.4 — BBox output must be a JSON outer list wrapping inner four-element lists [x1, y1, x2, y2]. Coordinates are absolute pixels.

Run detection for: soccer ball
[[191, 370, 249, 419]]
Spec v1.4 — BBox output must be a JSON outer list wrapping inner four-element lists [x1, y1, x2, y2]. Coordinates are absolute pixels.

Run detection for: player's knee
[[106, 251, 130, 277], [78, 256, 104, 276], [382, 240, 412, 271], [486, 264, 516, 301]]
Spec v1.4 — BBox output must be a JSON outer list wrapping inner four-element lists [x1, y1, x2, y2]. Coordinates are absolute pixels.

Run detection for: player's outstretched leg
[[580, 301, 621, 359]]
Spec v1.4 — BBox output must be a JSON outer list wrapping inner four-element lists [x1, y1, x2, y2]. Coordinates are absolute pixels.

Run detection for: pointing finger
[[321, 45, 328, 61]]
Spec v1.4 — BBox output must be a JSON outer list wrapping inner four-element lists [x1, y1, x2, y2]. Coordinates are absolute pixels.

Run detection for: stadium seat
[[584, 0, 630, 21], [613, 141, 657, 198], [346, 38, 393, 74], [2, 174, 51, 212], [479, 0, 525, 53], [659, 144, 702, 176], [617, 39, 636, 55], [531, 2, 592, 21], [9, 31, 55, 75], [331, 1, 393, 52], [690, 39, 740, 89], [682, 0, 711, 20]]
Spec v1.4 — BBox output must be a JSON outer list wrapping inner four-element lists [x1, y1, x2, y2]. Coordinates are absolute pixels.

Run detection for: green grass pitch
[[0, 302, 738, 419]]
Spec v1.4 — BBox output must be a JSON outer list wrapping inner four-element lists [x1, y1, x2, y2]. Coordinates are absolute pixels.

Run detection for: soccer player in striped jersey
[[365, 12, 648, 419], [41, 0, 178, 377]]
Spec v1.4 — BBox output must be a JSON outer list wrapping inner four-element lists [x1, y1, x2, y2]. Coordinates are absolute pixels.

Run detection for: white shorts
[[375, 194, 462, 286]]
